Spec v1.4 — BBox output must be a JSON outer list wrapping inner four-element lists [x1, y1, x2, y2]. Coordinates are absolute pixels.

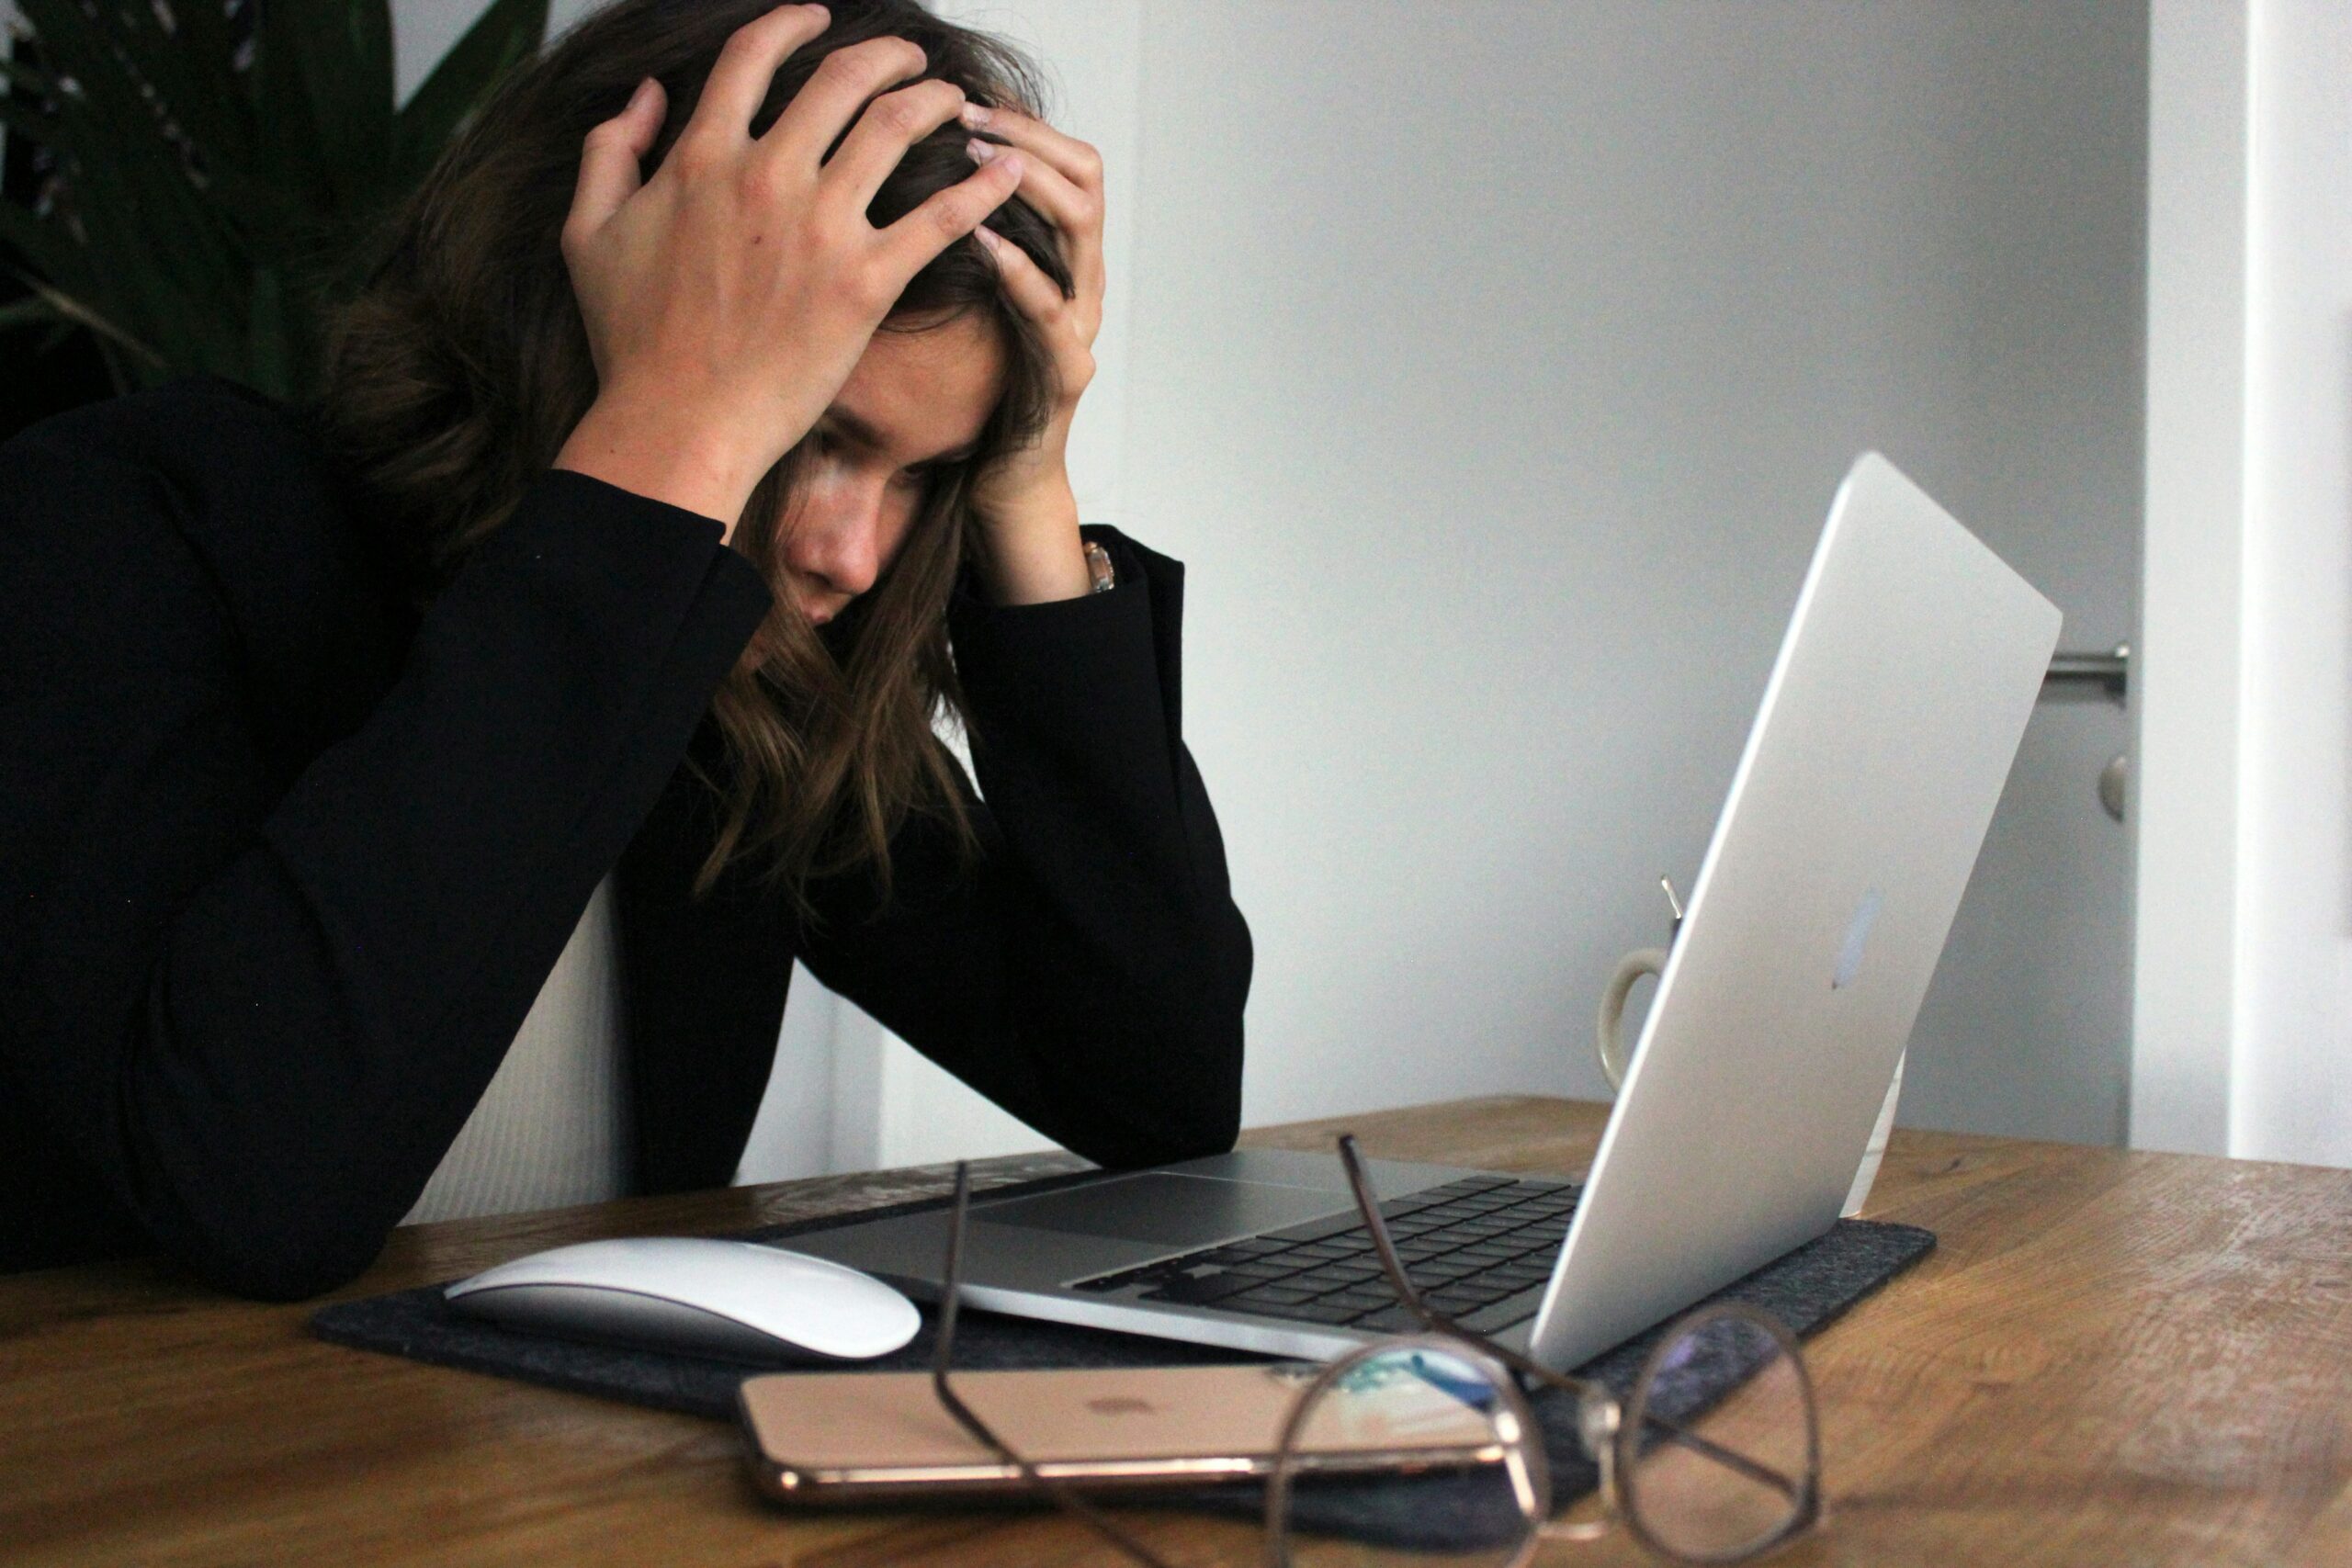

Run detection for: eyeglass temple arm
[[1334, 1136, 1806, 1505], [930, 1164, 1184, 1568]]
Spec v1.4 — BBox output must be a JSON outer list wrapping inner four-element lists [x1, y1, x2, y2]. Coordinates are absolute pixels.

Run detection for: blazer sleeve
[[795, 527, 1253, 1168], [0, 438, 771, 1299]]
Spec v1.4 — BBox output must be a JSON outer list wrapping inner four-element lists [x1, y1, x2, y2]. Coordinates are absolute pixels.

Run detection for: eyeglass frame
[[924, 1136, 1823, 1566]]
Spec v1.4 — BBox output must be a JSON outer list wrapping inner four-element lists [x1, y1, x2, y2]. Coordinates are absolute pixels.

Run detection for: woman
[[0, 0, 1250, 1298]]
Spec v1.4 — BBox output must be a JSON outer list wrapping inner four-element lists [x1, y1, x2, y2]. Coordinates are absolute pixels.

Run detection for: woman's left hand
[[960, 103, 1106, 604]]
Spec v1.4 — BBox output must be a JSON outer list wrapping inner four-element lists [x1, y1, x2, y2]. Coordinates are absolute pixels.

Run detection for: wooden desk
[[6, 1096, 2350, 1565]]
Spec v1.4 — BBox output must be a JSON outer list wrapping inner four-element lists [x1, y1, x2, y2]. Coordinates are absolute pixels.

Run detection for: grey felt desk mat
[[312, 1172, 1934, 1548]]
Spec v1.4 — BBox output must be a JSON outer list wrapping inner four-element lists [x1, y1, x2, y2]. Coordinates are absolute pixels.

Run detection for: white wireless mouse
[[445, 1237, 922, 1363]]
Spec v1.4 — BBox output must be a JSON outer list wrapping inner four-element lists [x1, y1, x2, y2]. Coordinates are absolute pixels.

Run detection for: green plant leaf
[[0, 263, 164, 370], [0, 89, 71, 164], [244, 260, 294, 400], [0, 292, 62, 333], [0, 200, 88, 296], [254, 0, 398, 217], [10, 0, 243, 321], [0, 54, 60, 101], [6, 0, 527, 400], [100, 0, 255, 174], [394, 0, 548, 184]]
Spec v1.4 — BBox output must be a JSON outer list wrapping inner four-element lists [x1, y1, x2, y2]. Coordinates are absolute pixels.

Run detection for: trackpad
[[974, 1173, 1349, 1247]]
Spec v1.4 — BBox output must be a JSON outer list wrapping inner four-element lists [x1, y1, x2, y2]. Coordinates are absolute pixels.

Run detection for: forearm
[[1, 462, 769, 1296], [801, 528, 1251, 1166], [553, 395, 773, 537], [971, 470, 1092, 607]]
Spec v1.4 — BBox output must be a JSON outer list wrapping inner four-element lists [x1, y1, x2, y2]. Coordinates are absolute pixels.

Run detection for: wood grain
[[4, 1097, 2348, 1565]]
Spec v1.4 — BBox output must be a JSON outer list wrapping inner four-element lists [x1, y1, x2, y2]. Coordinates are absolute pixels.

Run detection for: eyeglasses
[[930, 1137, 1822, 1565]]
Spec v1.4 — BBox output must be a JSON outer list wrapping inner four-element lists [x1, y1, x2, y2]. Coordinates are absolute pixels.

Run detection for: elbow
[[1169, 906, 1251, 1160], [155, 1192, 390, 1302], [122, 1141, 396, 1301], [1086, 953, 1250, 1171], [181, 1226, 385, 1303]]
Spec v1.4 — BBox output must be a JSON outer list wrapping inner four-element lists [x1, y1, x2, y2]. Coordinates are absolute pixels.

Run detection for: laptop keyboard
[[1068, 1173, 1579, 1336]]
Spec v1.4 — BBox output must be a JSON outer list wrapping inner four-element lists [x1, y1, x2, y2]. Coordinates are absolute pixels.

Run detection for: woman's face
[[778, 312, 1006, 626]]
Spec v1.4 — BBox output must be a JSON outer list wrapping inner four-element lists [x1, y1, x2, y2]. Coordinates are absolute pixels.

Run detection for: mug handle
[[1594, 946, 1907, 1215], [1595, 947, 1669, 1091]]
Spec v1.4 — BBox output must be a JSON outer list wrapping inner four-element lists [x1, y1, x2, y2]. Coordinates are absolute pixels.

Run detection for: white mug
[[1594, 945, 1905, 1219]]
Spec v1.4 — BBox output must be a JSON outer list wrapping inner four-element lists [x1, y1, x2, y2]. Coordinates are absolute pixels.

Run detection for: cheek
[[876, 498, 922, 574]]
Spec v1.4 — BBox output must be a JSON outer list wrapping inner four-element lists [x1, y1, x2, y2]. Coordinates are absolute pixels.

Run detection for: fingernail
[[966, 137, 996, 165], [975, 225, 1002, 252], [628, 76, 657, 113], [997, 152, 1024, 181], [960, 102, 991, 130]]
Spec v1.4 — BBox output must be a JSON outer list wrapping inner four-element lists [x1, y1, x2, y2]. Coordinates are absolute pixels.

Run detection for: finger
[[763, 34, 928, 163], [565, 76, 666, 244], [974, 224, 1068, 324], [684, 5, 831, 147], [967, 135, 1087, 245], [824, 79, 968, 213], [873, 152, 1023, 286], [959, 102, 1102, 191], [969, 137, 1100, 310]]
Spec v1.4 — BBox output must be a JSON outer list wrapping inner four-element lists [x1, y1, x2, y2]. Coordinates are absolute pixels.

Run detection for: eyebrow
[[820, 408, 982, 470]]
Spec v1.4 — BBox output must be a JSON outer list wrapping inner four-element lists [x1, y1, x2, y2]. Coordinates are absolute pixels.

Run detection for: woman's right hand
[[551, 4, 1023, 536]]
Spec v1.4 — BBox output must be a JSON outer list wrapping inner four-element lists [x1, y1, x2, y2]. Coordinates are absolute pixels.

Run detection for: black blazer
[[0, 379, 1250, 1299]]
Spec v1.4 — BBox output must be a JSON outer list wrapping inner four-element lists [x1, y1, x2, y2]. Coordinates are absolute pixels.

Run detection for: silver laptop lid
[[1526, 452, 2061, 1371]]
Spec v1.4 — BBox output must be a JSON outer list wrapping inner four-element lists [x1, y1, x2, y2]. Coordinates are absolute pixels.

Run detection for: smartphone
[[737, 1362, 1500, 1502]]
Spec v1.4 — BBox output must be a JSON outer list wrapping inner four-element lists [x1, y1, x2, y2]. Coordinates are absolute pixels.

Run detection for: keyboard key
[[1264, 1213, 1366, 1245], [1462, 1289, 1546, 1335], [1326, 1287, 1398, 1313], [1224, 1283, 1319, 1308], [1140, 1271, 1259, 1306], [1350, 1304, 1426, 1333], [1196, 1247, 1267, 1266], [1270, 1300, 1370, 1325], [1290, 1266, 1382, 1292]]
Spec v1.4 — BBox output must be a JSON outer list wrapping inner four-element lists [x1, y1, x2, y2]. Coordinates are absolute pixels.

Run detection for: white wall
[[2131, 0, 2247, 1156], [2133, 0, 2352, 1168], [2227, 0, 2352, 1165], [1136, 4, 2146, 1135]]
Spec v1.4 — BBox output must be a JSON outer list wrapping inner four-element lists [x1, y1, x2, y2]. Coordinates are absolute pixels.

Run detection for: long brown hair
[[314, 0, 1073, 909]]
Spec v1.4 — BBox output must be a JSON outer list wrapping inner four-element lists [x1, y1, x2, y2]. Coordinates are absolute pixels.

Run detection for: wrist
[[554, 396, 774, 539], [973, 475, 1091, 606]]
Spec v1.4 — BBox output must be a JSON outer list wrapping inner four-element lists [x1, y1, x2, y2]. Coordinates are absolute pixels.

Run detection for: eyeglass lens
[[1619, 1309, 1817, 1562], [1269, 1337, 1546, 1568]]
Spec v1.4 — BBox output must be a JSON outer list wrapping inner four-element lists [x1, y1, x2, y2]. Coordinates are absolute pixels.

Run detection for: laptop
[[796, 452, 2062, 1372]]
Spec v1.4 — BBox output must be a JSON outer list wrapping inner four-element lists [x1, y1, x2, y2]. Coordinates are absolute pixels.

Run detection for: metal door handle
[[2044, 643, 2129, 701]]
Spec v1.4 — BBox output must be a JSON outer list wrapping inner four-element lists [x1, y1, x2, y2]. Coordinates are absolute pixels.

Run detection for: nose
[[788, 471, 888, 603]]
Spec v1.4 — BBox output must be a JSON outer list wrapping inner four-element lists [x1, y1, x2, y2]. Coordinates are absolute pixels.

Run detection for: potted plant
[[0, 0, 546, 416]]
